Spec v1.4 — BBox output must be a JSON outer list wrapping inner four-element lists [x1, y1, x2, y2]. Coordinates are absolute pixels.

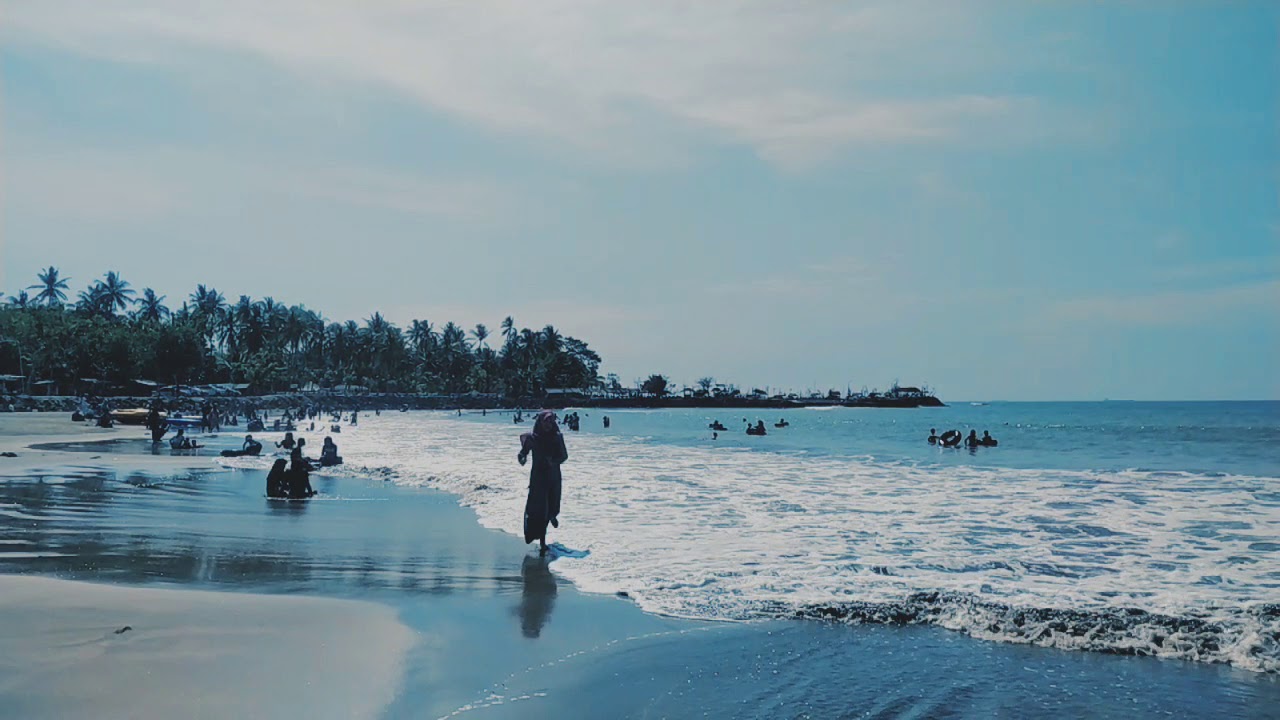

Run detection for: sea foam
[[266, 412, 1280, 671]]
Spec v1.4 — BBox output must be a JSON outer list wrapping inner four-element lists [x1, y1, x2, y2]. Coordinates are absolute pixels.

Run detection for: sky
[[0, 1, 1276, 401]]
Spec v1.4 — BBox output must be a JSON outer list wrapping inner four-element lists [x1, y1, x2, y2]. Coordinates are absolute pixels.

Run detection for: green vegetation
[[1, 267, 602, 398]]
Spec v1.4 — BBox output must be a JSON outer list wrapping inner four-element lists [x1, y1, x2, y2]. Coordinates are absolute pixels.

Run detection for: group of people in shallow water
[[707, 417, 789, 439], [929, 428, 998, 448], [509, 409, 609, 431]]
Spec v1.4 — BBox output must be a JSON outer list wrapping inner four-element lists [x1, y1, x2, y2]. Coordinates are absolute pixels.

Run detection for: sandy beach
[[1, 412, 1276, 719], [0, 575, 413, 720]]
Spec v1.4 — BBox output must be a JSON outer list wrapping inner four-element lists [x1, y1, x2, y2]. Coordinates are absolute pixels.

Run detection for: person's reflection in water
[[519, 555, 558, 638]]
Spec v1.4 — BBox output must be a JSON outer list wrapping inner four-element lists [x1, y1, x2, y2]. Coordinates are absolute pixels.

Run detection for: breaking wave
[[275, 411, 1280, 671]]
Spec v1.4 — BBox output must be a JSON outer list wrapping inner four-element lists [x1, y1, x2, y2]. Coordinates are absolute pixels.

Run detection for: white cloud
[[1, 0, 1051, 168], [3, 140, 512, 223]]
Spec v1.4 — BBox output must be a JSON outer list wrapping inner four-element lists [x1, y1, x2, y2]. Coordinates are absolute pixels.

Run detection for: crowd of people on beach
[[68, 398, 1005, 553]]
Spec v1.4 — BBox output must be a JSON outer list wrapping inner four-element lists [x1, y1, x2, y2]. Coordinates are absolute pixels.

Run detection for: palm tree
[[6, 290, 31, 308], [133, 288, 169, 323], [97, 272, 136, 315], [5, 286, 31, 307], [76, 283, 109, 318], [472, 323, 489, 349], [408, 319, 435, 356], [541, 324, 563, 355], [188, 286, 227, 354], [501, 316, 516, 344], [29, 266, 70, 306], [365, 312, 388, 335], [190, 285, 227, 317]]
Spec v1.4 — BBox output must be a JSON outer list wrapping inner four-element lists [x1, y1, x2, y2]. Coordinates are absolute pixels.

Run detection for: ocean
[[320, 401, 1280, 673]]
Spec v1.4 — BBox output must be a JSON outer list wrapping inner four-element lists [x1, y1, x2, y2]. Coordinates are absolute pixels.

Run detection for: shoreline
[[2, 413, 1277, 718]]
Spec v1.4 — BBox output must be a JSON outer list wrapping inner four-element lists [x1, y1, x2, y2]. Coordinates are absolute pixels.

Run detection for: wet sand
[[1, 413, 1277, 718], [0, 575, 413, 720]]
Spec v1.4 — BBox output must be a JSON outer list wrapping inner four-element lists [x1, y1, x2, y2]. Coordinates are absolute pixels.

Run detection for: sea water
[[257, 402, 1280, 672]]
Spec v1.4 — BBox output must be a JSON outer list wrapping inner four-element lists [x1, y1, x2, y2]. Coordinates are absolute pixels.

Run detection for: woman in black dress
[[519, 411, 568, 555]]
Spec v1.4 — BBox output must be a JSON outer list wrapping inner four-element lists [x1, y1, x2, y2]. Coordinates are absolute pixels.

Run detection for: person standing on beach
[[518, 411, 568, 556]]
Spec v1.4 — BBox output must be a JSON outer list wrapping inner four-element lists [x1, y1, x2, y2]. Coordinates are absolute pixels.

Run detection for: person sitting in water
[[965, 430, 980, 448], [709, 421, 728, 431], [980, 430, 998, 447], [290, 437, 314, 468], [775, 418, 789, 428], [940, 429, 962, 447], [276, 431, 295, 451], [603, 415, 611, 429], [266, 459, 289, 498], [928, 428, 939, 445], [746, 421, 767, 436], [169, 428, 201, 450], [319, 436, 343, 467], [287, 444, 316, 498]]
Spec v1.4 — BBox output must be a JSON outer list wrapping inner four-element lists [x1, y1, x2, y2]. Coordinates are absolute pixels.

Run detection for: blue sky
[[1, 1, 1275, 400]]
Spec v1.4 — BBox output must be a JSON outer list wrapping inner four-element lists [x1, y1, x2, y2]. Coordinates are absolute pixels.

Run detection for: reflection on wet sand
[[519, 554, 558, 638], [0, 466, 518, 598]]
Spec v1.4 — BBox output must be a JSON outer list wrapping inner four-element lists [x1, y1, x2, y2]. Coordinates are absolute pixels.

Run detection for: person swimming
[[746, 421, 767, 436], [775, 418, 790, 428], [980, 430, 998, 447], [965, 430, 980, 448], [928, 428, 939, 444]]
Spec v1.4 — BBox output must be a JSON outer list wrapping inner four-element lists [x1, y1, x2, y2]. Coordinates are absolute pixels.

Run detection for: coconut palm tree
[[187, 285, 227, 354], [408, 319, 435, 357], [133, 288, 169, 323], [76, 283, 110, 318], [97, 272, 136, 314], [541, 324, 563, 355], [472, 323, 489, 349], [6, 290, 31, 308], [29, 266, 71, 306], [501, 316, 516, 344]]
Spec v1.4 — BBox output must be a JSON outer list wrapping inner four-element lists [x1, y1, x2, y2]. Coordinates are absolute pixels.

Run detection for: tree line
[[1, 266, 602, 397]]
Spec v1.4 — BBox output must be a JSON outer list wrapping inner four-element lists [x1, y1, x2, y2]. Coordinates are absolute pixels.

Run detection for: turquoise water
[[533, 401, 1280, 477], [326, 401, 1280, 672]]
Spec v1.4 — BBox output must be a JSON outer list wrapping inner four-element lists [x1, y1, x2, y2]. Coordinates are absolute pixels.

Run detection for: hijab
[[521, 411, 559, 449]]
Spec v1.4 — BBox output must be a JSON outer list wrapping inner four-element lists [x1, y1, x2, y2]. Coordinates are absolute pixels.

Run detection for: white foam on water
[[319, 413, 1280, 671]]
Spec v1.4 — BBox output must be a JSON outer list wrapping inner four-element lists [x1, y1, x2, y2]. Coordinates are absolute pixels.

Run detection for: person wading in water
[[518, 411, 569, 556]]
